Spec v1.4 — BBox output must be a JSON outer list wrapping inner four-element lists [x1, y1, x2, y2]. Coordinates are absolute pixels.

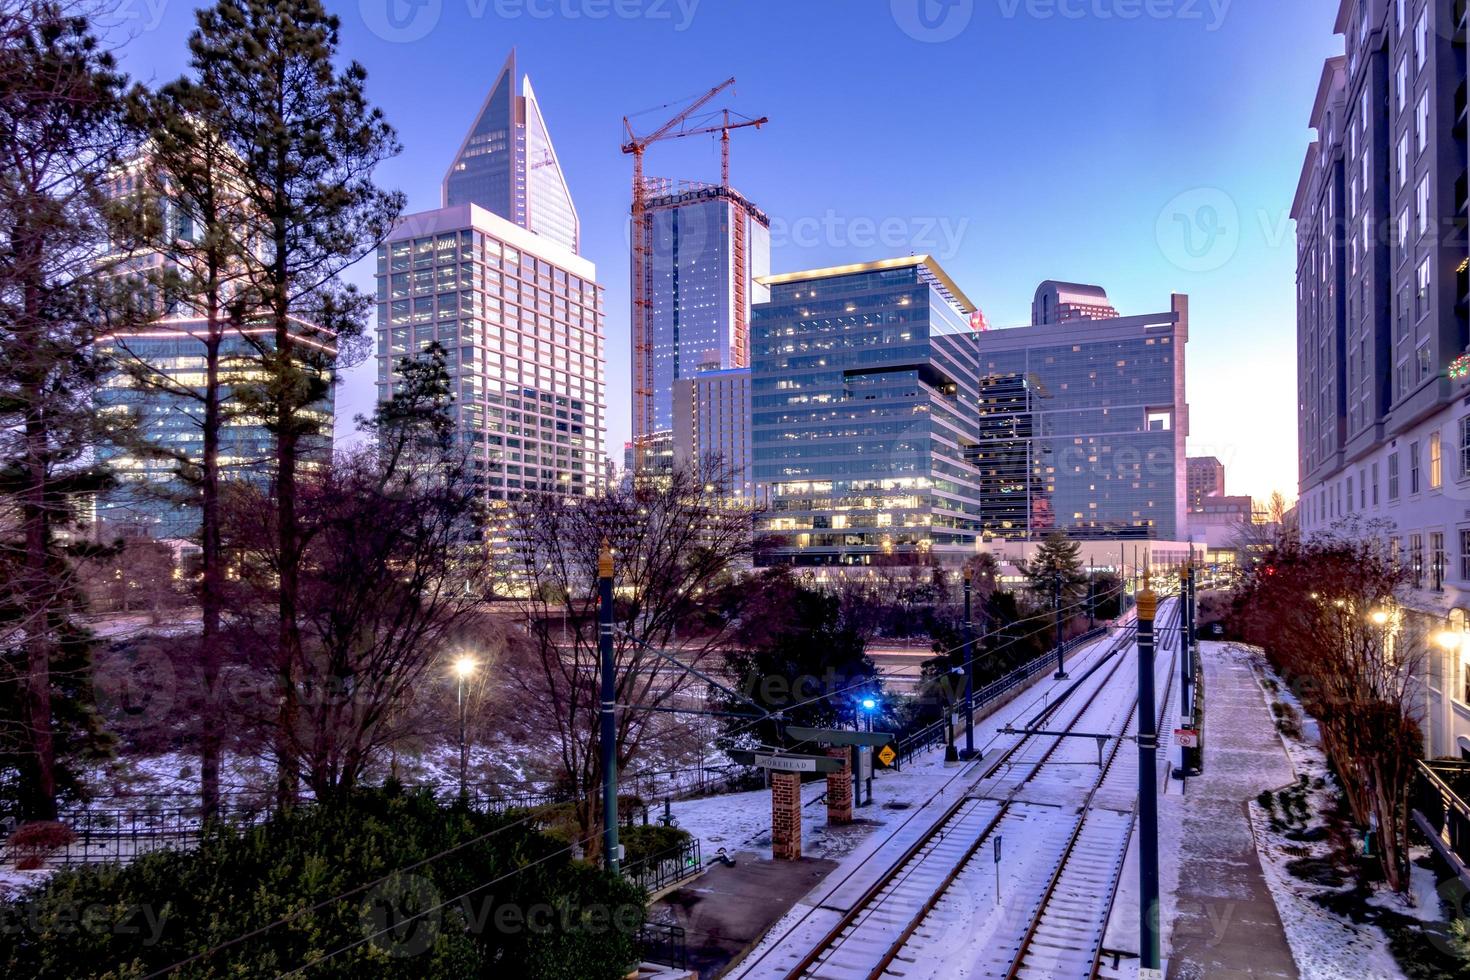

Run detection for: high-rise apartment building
[[632, 180, 770, 469], [972, 294, 1190, 542], [1294, 0, 1469, 758], [751, 257, 984, 566], [377, 61, 605, 501], [1186, 455, 1227, 510], [443, 50, 580, 255]]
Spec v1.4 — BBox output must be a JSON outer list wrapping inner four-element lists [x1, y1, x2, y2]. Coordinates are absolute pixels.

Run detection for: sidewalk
[[1166, 643, 1299, 980]]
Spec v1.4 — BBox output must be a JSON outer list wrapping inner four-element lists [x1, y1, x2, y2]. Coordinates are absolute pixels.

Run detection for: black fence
[[625, 838, 702, 895], [1414, 759, 1470, 879], [637, 921, 688, 971], [2, 801, 284, 868], [891, 625, 1113, 769]]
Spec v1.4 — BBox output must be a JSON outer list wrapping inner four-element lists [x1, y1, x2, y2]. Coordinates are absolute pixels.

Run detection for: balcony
[[1413, 761, 1470, 891]]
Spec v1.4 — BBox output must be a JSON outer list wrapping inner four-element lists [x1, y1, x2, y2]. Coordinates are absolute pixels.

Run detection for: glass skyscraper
[[751, 257, 984, 566], [970, 296, 1190, 541], [633, 181, 770, 464], [442, 50, 580, 256]]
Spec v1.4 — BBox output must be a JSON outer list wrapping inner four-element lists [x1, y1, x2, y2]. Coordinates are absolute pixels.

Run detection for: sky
[[100, 0, 1342, 504]]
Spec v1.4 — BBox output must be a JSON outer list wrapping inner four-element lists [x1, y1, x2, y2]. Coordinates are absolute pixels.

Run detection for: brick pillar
[[826, 748, 853, 825], [771, 771, 802, 860]]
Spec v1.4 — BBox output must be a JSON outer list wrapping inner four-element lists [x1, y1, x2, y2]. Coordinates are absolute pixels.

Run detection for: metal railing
[[1413, 759, 1470, 879], [891, 626, 1113, 768], [2, 801, 285, 868], [637, 920, 689, 971], [625, 838, 702, 895]]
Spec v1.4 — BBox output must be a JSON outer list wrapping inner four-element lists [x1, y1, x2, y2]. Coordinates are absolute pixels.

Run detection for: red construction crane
[[623, 80, 767, 469]]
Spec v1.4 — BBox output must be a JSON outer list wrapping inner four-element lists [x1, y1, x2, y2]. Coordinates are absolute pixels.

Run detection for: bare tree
[[501, 464, 759, 856], [221, 345, 486, 800], [1237, 521, 1420, 890]]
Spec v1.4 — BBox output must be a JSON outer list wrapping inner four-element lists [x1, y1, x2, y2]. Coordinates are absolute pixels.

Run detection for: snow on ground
[[1239, 645, 1407, 980], [0, 868, 52, 902]]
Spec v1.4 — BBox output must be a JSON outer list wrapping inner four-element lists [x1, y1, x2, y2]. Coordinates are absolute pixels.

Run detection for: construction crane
[[622, 80, 767, 471]]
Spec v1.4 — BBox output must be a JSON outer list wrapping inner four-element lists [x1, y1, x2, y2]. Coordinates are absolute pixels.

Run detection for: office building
[[1187, 456, 1227, 510], [377, 63, 605, 501], [972, 292, 1191, 542], [632, 180, 770, 471], [751, 256, 984, 566], [672, 366, 754, 498], [95, 157, 334, 540], [1294, 0, 1470, 759], [1030, 280, 1120, 325], [443, 50, 579, 255]]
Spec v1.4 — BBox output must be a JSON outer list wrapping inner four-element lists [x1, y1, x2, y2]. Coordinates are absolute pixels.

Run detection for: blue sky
[[102, 0, 1340, 503]]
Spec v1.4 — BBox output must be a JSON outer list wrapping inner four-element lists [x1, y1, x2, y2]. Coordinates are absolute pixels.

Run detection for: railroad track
[[755, 602, 1179, 980]]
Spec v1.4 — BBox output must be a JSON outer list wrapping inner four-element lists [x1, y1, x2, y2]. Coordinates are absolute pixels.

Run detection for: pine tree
[[0, 2, 138, 818], [179, 0, 403, 802], [1024, 531, 1086, 605]]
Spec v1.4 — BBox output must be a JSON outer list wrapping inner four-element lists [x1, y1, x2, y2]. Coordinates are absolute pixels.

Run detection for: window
[[1346, 475, 1355, 511], [1389, 451, 1401, 499], [1418, 91, 1430, 153], [1417, 9, 1429, 73], [1411, 440, 1422, 493], [1418, 258, 1433, 318], [1397, 132, 1409, 187], [1361, 467, 1368, 508], [1397, 58, 1408, 113], [1434, 532, 1447, 591], [1461, 417, 1470, 477], [1433, 430, 1445, 488], [1411, 533, 1425, 587], [1396, 0, 1404, 37], [1420, 342, 1434, 381], [1461, 529, 1470, 580], [1372, 461, 1381, 505], [1418, 174, 1431, 236]]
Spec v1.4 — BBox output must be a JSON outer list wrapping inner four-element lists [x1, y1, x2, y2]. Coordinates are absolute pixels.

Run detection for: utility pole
[[1053, 570, 1068, 679], [962, 566, 976, 758], [1087, 570, 1096, 632], [598, 540, 620, 873], [1136, 577, 1161, 975]]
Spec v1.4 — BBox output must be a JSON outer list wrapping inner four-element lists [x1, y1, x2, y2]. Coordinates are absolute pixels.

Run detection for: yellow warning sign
[[877, 744, 897, 768]]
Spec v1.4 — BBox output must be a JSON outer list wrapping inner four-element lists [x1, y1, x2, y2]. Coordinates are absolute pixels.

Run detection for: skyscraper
[[442, 50, 580, 255], [973, 293, 1190, 541], [1186, 456, 1227, 511], [751, 256, 984, 566], [632, 180, 770, 468], [377, 58, 605, 501]]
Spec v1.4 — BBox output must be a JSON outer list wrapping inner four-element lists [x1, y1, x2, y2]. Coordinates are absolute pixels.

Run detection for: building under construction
[[623, 82, 767, 476]]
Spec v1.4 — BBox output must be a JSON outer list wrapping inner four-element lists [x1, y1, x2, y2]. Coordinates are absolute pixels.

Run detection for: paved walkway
[[649, 852, 838, 979], [1168, 645, 1299, 980]]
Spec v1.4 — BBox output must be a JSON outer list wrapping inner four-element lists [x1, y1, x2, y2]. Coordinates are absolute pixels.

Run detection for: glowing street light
[[1369, 610, 1390, 627], [452, 655, 478, 799]]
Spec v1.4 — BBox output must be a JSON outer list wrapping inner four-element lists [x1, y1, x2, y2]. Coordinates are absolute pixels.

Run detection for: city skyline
[[103, 0, 1336, 504]]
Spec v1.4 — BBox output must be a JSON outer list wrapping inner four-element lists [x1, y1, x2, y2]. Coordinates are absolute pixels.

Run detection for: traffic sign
[[1174, 729, 1200, 748], [729, 750, 847, 774], [877, 744, 897, 768]]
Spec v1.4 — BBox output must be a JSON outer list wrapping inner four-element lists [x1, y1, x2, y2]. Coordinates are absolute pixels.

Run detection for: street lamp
[[1369, 610, 1390, 627], [860, 697, 878, 733], [453, 655, 477, 799]]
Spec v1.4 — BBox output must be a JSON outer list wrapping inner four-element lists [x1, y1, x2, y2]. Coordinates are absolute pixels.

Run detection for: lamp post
[[599, 540, 620, 873], [452, 655, 477, 800], [1136, 576, 1161, 975], [1053, 570, 1069, 680], [962, 567, 976, 758]]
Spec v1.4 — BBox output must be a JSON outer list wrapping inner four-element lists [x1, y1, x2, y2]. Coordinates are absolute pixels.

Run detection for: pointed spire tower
[[442, 49, 581, 254]]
